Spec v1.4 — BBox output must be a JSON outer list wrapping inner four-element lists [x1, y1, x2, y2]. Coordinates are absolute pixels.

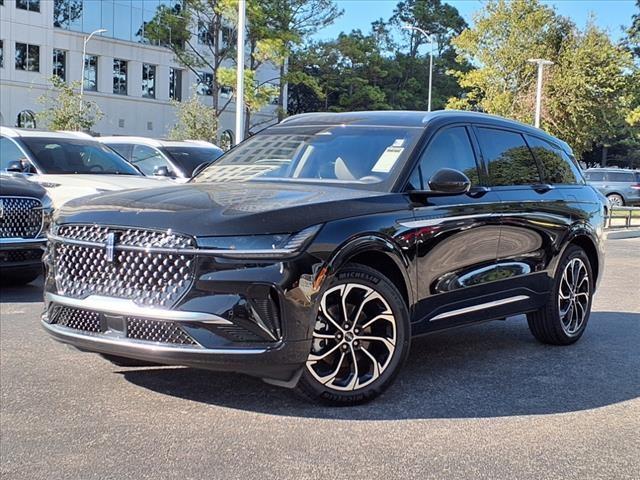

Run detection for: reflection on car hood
[[27, 174, 172, 208], [57, 181, 408, 235]]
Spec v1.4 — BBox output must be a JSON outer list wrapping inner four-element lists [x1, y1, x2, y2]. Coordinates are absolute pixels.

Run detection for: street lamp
[[235, 0, 246, 145], [403, 24, 435, 112], [80, 28, 107, 114], [528, 58, 554, 128]]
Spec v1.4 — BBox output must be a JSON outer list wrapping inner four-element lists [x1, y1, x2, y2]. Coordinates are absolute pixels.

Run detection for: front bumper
[[0, 238, 46, 269]]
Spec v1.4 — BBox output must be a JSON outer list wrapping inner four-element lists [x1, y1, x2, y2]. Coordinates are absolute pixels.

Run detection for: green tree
[[168, 92, 218, 142], [447, 0, 633, 159], [36, 76, 103, 131]]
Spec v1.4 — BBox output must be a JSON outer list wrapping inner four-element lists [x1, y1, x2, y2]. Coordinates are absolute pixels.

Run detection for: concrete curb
[[606, 228, 640, 239]]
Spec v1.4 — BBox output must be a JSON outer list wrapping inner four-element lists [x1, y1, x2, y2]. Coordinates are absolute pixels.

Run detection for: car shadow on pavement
[[121, 311, 640, 420], [0, 276, 43, 304]]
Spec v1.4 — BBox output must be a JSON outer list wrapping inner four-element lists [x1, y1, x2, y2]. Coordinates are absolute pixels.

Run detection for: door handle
[[533, 184, 554, 193]]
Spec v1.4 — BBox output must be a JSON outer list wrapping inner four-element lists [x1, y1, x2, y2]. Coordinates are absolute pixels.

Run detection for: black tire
[[0, 267, 41, 286], [295, 263, 410, 405], [527, 245, 594, 345], [606, 193, 624, 207]]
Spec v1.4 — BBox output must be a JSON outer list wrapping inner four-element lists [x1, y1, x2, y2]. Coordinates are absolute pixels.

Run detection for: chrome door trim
[[45, 293, 233, 325], [429, 295, 530, 321]]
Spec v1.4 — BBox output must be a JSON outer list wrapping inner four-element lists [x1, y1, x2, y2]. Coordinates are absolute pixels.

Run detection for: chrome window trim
[[0, 195, 44, 238], [45, 293, 233, 325]]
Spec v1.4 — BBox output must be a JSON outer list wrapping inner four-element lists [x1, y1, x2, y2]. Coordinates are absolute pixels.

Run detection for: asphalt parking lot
[[1, 238, 639, 480]]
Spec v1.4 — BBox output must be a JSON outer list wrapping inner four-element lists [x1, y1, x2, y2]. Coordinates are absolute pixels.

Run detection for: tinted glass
[[84, 55, 97, 91], [193, 125, 422, 191], [608, 171, 635, 182], [163, 146, 223, 177], [477, 128, 541, 186], [585, 171, 605, 181], [53, 49, 66, 80], [106, 143, 132, 160], [20, 137, 140, 175], [0, 137, 27, 170], [142, 64, 156, 98], [412, 126, 479, 190], [131, 145, 171, 176], [113, 59, 127, 95], [526, 135, 578, 184]]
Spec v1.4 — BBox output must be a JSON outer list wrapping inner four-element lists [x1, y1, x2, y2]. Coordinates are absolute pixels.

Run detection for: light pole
[[235, 0, 246, 145], [528, 58, 553, 128], [403, 24, 435, 112], [80, 28, 107, 114]]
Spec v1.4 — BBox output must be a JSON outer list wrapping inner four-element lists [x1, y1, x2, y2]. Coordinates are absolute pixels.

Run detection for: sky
[[313, 0, 637, 42]]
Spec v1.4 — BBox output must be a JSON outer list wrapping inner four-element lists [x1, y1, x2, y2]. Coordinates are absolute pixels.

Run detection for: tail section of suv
[[0, 174, 52, 285], [41, 111, 606, 405], [584, 168, 640, 206]]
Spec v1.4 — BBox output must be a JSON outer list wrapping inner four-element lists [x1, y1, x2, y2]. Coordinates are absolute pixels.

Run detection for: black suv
[[1, 174, 51, 285], [42, 111, 605, 405]]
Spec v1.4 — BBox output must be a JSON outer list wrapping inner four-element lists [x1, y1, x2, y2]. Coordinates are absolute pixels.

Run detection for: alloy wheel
[[557, 257, 590, 336], [305, 283, 397, 391]]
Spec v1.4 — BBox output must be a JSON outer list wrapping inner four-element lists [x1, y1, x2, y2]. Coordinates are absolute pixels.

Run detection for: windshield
[[192, 125, 422, 191], [162, 146, 223, 177], [20, 137, 140, 175]]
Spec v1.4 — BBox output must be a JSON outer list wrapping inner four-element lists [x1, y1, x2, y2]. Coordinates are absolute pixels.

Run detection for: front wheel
[[527, 245, 594, 345], [296, 264, 410, 405], [606, 193, 624, 207]]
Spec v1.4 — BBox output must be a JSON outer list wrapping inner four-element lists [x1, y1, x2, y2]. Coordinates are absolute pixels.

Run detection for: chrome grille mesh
[[0, 197, 42, 239], [126, 318, 198, 345], [53, 225, 196, 308], [52, 306, 102, 332]]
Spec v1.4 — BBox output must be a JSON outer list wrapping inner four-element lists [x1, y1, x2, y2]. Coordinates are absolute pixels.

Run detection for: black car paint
[[43, 111, 606, 384]]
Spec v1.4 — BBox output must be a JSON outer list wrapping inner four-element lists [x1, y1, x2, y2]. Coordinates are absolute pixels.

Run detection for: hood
[[27, 174, 172, 208], [0, 173, 47, 199], [56, 181, 409, 236]]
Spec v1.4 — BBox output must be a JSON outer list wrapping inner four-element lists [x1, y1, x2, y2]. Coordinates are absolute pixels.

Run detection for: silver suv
[[584, 168, 640, 206]]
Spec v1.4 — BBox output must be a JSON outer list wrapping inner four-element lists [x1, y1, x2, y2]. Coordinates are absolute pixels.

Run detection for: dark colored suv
[[42, 111, 605, 405], [1, 173, 51, 285]]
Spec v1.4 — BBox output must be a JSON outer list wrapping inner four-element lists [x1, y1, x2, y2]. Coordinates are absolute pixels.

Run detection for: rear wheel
[[527, 245, 593, 345], [606, 193, 624, 207], [296, 264, 410, 405]]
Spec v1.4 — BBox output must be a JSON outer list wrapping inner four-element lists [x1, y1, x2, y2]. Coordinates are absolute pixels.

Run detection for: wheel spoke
[[360, 313, 395, 330], [308, 342, 342, 362], [351, 288, 377, 326], [357, 335, 395, 351], [360, 345, 382, 383], [311, 332, 336, 340], [345, 346, 360, 391], [318, 352, 347, 386]]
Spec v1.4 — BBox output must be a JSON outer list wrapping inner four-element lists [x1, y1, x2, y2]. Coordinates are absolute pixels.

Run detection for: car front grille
[[0, 197, 43, 239], [50, 306, 199, 346], [53, 225, 196, 308]]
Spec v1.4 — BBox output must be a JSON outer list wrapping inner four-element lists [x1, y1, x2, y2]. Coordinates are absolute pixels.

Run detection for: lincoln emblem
[[105, 232, 116, 262]]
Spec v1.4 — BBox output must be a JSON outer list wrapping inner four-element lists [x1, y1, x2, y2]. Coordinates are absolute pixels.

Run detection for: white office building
[[0, 0, 279, 143]]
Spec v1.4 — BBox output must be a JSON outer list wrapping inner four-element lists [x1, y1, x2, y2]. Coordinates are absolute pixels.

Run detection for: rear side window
[[476, 128, 541, 186], [608, 171, 635, 182], [526, 135, 581, 184], [411, 126, 480, 190], [585, 171, 605, 181]]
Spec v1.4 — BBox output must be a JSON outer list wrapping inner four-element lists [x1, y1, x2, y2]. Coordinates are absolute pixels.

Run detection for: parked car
[[42, 110, 605, 405], [583, 168, 640, 206], [0, 127, 171, 207], [98, 137, 223, 181], [0, 173, 52, 285]]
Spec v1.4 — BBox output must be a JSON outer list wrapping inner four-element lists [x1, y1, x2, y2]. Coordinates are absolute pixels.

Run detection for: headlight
[[196, 225, 322, 259], [37, 196, 54, 237]]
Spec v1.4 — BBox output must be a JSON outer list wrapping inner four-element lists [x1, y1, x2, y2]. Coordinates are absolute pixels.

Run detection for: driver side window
[[410, 126, 479, 190], [0, 137, 28, 171], [131, 145, 172, 176]]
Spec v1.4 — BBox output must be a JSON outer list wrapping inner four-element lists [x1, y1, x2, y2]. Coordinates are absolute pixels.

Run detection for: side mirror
[[6, 160, 27, 173], [191, 161, 211, 178], [153, 165, 172, 177], [409, 168, 471, 199]]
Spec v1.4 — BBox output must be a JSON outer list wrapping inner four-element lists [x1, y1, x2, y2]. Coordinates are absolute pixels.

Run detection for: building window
[[53, 0, 83, 28], [113, 59, 127, 95], [16, 0, 40, 12], [197, 20, 214, 45], [0, 40, 3, 68], [220, 86, 232, 98], [220, 130, 234, 151], [142, 64, 156, 99], [53, 49, 66, 80], [169, 68, 182, 101], [15, 43, 40, 72], [197, 72, 213, 96], [16, 110, 37, 129], [83, 54, 98, 91]]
